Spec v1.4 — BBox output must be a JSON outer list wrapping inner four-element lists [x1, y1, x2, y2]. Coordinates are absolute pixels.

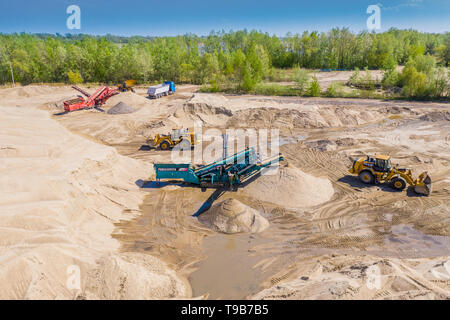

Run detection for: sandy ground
[[0, 86, 190, 299], [0, 81, 449, 300]]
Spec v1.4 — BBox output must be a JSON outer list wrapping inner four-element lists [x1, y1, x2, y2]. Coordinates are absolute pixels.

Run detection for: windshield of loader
[[375, 158, 391, 171]]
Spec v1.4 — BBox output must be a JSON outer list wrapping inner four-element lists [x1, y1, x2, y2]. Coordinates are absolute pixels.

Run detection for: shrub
[[348, 68, 360, 86], [208, 74, 221, 92], [409, 54, 436, 75], [252, 83, 294, 96], [400, 66, 427, 98], [382, 68, 400, 88], [425, 67, 448, 98], [306, 76, 321, 97], [67, 70, 83, 84], [363, 67, 374, 90], [325, 83, 338, 97], [294, 67, 310, 93]]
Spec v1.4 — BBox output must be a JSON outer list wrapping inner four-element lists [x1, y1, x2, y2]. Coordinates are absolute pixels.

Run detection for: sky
[[0, 0, 448, 36]]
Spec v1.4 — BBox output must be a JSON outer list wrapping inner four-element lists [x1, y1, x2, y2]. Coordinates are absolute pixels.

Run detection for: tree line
[[0, 28, 448, 91]]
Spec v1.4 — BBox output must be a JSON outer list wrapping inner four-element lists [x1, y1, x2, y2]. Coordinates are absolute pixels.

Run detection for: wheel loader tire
[[359, 171, 374, 184], [391, 177, 407, 191], [160, 141, 171, 150]]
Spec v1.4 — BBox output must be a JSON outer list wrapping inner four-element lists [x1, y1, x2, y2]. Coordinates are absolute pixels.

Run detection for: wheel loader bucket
[[414, 172, 432, 196]]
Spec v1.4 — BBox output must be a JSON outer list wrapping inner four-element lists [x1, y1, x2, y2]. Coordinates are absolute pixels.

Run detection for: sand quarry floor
[[0, 83, 449, 300]]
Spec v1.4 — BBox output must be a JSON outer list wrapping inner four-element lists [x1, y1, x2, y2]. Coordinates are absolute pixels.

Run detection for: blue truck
[[147, 81, 176, 99]]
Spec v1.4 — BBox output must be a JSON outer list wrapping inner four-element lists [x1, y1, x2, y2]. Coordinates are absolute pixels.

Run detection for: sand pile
[[187, 93, 229, 107], [173, 102, 232, 126], [182, 102, 233, 117], [242, 166, 334, 208], [420, 111, 450, 122], [107, 102, 136, 114], [1, 85, 58, 98], [188, 93, 401, 130], [105, 91, 151, 108], [0, 105, 188, 299], [252, 254, 450, 300], [198, 198, 269, 234], [226, 107, 391, 130], [305, 139, 337, 151], [85, 253, 189, 299]]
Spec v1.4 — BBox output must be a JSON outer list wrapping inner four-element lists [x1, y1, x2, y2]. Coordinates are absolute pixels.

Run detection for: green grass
[[265, 68, 297, 82], [200, 80, 448, 102]]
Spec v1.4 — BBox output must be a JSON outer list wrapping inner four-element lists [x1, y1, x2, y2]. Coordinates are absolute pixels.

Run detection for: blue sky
[[0, 0, 448, 36]]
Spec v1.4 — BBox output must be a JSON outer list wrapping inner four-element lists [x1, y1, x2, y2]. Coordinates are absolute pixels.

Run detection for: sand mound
[[107, 102, 136, 114], [252, 254, 450, 300], [173, 102, 232, 126], [226, 107, 391, 130], [182, 102, 233, 117], [198, 198, 269, 234], [242, 166, 334, 208], [0, 105, 190, 299], [84, 252, 189, 299], [1, 85, 57, 98], [188, 93, 229, 107], [104, 91, 151, 109], [305, 139, 338, 151], [420, 111, 450, 122], [186, 93, 400, 130]]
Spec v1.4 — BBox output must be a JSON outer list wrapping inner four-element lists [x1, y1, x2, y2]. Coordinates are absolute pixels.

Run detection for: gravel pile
[[107, 102, 136, 114]]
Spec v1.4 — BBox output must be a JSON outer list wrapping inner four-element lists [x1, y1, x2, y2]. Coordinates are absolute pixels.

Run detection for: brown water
[[188, 222, 449, 299], [188, 233, 270, 299], [115, 188, 450, 300]]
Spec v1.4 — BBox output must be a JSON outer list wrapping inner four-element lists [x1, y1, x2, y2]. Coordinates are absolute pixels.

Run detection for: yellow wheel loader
[[117, 80, 137, 92], [348, 154, 432, 195], [147, 128, 198, 150]]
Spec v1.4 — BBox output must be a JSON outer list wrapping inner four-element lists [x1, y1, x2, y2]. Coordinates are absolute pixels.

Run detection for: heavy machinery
[[117, 79, 136, 92], [349, 154, 432, 195], [147, 81, 175, 99], [147, 128, 197, 150], [154, 147, 284, 189], [63, 85, 118, 112]]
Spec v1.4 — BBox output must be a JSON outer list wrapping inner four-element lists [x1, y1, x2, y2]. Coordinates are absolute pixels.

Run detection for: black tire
[[359, 171, 374, 184], [178, 139, 191, 150], [391, 177, 407, 191], [159, 140, 171, 150]]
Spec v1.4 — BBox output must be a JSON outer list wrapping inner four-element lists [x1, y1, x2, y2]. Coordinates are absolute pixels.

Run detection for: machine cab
[[373, 155, 391, 172]]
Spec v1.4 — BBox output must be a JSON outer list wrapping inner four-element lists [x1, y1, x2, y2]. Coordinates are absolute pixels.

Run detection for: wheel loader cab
[[374, 155, 391, 173]]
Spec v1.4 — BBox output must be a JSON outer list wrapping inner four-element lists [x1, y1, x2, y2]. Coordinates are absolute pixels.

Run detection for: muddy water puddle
[[367, 224, 450, 259], [116, 187, 450, 299], [188, 233, 271, 299]]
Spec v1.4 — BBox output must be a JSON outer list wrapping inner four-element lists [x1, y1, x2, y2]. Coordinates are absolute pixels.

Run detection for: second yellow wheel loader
[[147, 128, 198, 150], [117, 80, 137, 92], [349, 154, 432, 195]]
